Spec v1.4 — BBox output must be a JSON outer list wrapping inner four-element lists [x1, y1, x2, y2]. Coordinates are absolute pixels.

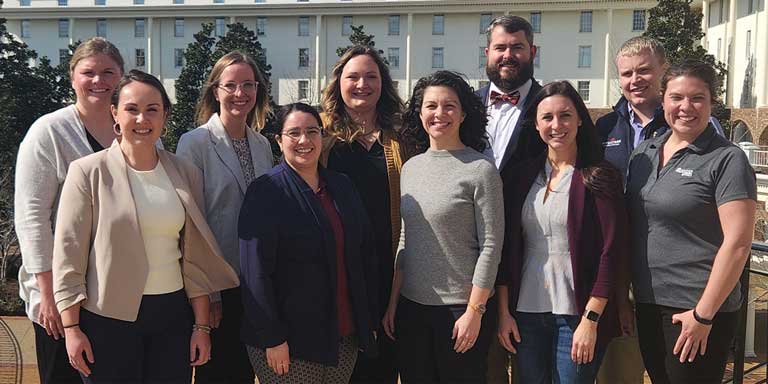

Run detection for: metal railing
[[725, 242, 768, 384]]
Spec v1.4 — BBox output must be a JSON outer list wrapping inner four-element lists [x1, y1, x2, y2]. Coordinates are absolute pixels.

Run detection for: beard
[[486, 57, 534, 93]]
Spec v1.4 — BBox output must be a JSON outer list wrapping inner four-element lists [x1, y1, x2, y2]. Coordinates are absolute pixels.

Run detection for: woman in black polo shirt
[[626, 60, 756, 383]]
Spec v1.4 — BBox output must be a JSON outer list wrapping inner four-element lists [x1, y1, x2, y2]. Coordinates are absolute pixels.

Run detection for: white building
[[2, 0, 656, 106]]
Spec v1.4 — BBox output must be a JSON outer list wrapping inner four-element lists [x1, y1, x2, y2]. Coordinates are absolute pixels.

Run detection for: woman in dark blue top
[[238, 103, 377, 384]]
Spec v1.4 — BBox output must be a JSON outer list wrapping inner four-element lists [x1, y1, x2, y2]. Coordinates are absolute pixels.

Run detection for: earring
[[113, 122, 121, 135]]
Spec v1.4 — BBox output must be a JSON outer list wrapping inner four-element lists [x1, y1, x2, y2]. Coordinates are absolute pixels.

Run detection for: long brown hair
[[320, 45, 403, 141], [195, 51, 271, 130]]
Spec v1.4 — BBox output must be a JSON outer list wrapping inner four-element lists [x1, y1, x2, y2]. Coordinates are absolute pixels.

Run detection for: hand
[[209, 301, 223, 329], [672, 309, 712, 363], [64, 327, 94, 376], [189, 329, 211, 366], [497, 310, 521, 354], [266, 342, 290, 375], [571, 318, 598, 364], [452, 309, 481, 353], [382, 303, 397, 340], [617, 298, 635, 337], [39, 291, 64, 340]]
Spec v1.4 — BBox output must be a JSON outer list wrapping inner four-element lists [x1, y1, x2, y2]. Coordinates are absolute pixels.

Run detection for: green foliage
[[336, 24, 388, 65], [166, 22, 272, 152]]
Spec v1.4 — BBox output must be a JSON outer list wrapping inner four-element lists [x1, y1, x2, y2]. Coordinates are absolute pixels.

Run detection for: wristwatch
[[583, 310, 601, 323], [468, 302, 487, 315]]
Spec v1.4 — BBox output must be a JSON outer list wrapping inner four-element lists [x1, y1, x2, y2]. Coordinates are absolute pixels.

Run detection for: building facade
[[2, 0, 656, 106]]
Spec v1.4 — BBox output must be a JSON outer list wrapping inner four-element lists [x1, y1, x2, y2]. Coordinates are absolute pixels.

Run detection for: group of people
[[14, 14, 755, 384]]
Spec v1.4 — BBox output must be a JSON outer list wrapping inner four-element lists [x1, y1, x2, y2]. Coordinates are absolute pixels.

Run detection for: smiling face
[[111, 81, 167, 149], [214, 63, 258, 124], [663, 75, 711, 140], [419, 86, 465, 149], [277, 111, 323, 172], [485, 27, 536, 92], [340, 54, 382, 115], [71, 54, 122, 108], [617, 51, 664, 110], [535, 95, 581, 153]]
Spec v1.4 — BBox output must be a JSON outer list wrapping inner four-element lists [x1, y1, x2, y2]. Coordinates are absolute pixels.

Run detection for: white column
[[603, 9, 613, 107], [760, 3, 768, 106], [405, 13, 413, 97], [314, 14, 322, 105], [68, 18, 74, 46], [745, 291, 757, 357], [230, 16, 236, 24], [725, 0, 737, 105], [147, 17, 153, 75], [701, 0, 709, 49]]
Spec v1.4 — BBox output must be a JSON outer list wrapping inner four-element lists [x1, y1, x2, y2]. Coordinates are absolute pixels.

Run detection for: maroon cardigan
[[497, 153, 629, 349]]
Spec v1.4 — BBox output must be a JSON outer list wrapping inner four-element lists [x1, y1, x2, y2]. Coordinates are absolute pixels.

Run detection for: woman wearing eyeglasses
[[239, 103, 378, 384], [176, 51, 274, 384]]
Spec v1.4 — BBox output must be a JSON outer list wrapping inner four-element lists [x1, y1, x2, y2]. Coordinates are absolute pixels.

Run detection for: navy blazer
[[238, 161, 377, 366], [475, 78, 543, 173], [497, 153, 628, 349]]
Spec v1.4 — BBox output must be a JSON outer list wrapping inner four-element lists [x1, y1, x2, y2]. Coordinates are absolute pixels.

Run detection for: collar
[[648, 124, 716, 154], [624, 99, 662, 124], [488, 79, 533, 107], [207, 113, 253, 146]]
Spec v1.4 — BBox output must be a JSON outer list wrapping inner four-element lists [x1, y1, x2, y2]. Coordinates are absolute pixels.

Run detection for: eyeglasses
[[217, 81, 259, 94], [281, 127, 323, 141]]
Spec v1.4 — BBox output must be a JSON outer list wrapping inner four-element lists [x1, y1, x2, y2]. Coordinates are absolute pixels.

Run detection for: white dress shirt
[[483, 79, 533, 169]]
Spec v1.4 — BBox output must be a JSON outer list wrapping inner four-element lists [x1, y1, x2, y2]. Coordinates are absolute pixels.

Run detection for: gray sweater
[[396, 148, 504, 305]]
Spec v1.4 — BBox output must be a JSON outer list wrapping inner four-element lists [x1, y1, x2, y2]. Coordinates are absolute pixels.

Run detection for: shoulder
[[250, 129, 272, 148], [68, 149, 109, 175], [177, 126, 211, 149], [21, 106, 78, 149]]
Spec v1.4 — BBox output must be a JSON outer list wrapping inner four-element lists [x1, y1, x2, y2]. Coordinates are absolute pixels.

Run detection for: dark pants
[[636, 303, 738, 384], [79, 289, 193, 383], [33, 322, 82, 384], [349, 325, 398, 384], [194, 288, 255, 384], [395, 296, 497, 384]]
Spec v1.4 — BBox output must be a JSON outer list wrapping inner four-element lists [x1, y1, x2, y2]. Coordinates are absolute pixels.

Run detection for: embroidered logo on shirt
[[675, 167, 693, 177], [602, 138, 621, 147]]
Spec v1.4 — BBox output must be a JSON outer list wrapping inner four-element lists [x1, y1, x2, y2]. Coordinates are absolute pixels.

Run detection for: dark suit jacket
[[238, 161, 377, 366], [497, 153, 628, 349], [475, 79, 543, 173]]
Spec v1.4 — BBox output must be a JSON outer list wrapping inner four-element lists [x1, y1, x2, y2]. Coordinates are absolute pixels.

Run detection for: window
[[20, 0, 30, 6], [342, 16, 352, 36], [214, 0, 224, 3], [21, 20, 30, 37], [478, 47, 486, 68], [577, 81, 590, 101], [480, 13, 492, 33], [748, 0, 757, 14], [478, 80, 490, 89], [59, 0, 68, 5], [579, 11, 592, 32], [530, 12, 541, 33], [432, 15, 444, 35], [432, 47, 444, 68], [93, 0, 104, 5], [134, 19, 145, 38], [632, 10, 646, 31], [58, 19, 69, 38], [718, 0, 725, 24], [256, 17, 267, 36], [388, 15, 400, 35], [173, 0, 183, 4], [174, 48, 184, 68], [255, 0, 265, 2], [298, 48, 309, 68], [746, 30, 752, 59], [717, 38, 722, 59], [388, 48, 399, 68], [298, 16, 309, 36], [215, 17, 226, 37], [135, 48, 145, 67], [59, 49, 69, 65], [175, 18, 184, 37], [578, 45, 591, 68], [534, 47, 541, 68], [298, 80, 309, 100], [96, 19, 107, 38], [134, 0, 144, 4]]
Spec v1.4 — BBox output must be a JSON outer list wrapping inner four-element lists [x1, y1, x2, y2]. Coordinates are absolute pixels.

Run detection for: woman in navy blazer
[[238, 103, 377, 384], [495, 81, 629, 383]]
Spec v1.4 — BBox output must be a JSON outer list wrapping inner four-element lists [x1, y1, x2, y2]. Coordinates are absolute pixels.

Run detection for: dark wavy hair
[[111, 69, 171, 114], [661, 59, 720, 104], [274, 102, 323, 136], [401, 71, 488, 153], [320, 45, 404, 141], [523, 81, 620, 198]]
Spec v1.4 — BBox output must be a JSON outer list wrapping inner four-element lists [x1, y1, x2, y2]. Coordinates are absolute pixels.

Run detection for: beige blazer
[[53, 142, 239, 322]]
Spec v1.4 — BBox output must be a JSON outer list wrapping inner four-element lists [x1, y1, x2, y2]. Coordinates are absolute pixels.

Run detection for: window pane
[[134, 0, 144, 4], [215, 17, 226, 37], [257, 17, 267, 36], [578, 46, 591, 68], [298, 80, 308, 100], [531, 12, 541, 33], [59, 49, 68, 65], [175, 18, 184, 37], [632, 10, 646, 31], [174, 48, 184, 67], [432, 15, 444, 35], [59, 0, 68, 5], [580, 11, 592, 32], [20, 0, 30, 6], [135, 19, 145, 38], [388, 15, 400, 36], [746, 30, 752, 59], [173, 0, 184, 4], [342, 16, 352, 36], [578, 81, 590, 101], [388, 48, 399, 68], [59, 19, 69, 38], [299, 48, 309, 67], [432, 47, 444, 68], [298, 16, 309, 36], [21, 20, 30, 38], [534, 46, 541, 67], [478, 46, 486, 68], [96, 19, 107, 38], [135, 48, 145, 67], [480, 13, 492, 34]]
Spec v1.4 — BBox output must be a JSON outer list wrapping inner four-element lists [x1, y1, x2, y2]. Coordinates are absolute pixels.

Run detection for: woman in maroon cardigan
[[495, 81, 629, 383]]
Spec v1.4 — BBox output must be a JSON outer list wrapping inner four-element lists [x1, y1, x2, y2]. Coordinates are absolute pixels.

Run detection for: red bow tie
[[490, 90, 520, 106]]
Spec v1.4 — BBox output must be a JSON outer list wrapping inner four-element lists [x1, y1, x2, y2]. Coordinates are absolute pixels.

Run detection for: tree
[[166, 22, 272, 152], [336, 24, 388, 64]]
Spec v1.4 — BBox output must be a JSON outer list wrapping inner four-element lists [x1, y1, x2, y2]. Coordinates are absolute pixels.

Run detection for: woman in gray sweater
[[382, 71, 504, 383]]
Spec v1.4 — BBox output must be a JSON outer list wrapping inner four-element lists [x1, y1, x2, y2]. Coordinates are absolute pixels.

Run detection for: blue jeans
[[514, 312, 605, 384]]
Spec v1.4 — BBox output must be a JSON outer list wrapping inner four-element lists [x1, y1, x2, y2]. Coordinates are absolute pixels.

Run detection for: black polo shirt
[[626, 125, 756, 312]]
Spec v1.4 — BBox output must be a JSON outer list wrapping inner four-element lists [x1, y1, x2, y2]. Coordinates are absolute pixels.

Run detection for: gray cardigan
[[176, 114, 274, 274]]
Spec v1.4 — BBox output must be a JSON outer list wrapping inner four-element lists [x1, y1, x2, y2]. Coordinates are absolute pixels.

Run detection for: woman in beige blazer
[[52, 70, 239, 383]]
